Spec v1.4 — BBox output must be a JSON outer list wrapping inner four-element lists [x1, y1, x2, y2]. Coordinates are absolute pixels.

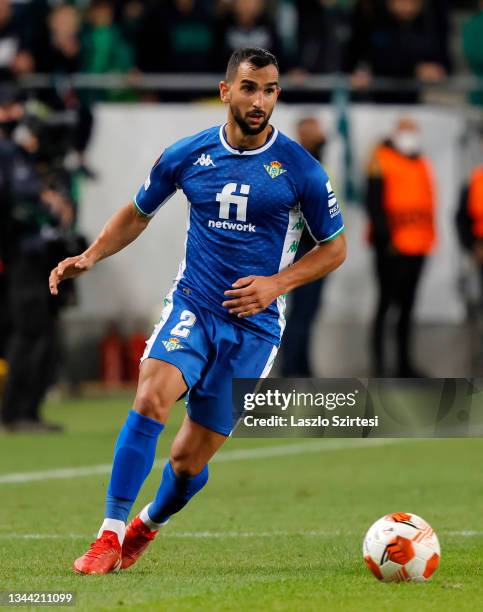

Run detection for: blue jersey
[[134, 124, 344, 346]]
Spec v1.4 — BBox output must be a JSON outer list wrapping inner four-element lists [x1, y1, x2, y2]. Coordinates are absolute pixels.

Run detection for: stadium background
[[76, 103, 470, 377], [0, 0, 482, 381], [0, 0, 482, 609]]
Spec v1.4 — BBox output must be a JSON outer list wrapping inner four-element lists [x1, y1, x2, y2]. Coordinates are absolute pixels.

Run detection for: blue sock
[[147, 461, 209, 524], [105, 410, 164, 522]]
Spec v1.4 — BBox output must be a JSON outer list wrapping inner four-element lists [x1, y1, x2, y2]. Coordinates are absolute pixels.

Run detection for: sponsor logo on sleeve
[[326, 180, 340, 219]]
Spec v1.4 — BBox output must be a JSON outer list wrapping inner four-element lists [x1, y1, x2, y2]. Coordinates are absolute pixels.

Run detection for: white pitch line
[[0, 534, 87, 540], [0, 531, 341, 540], [0, 438, 401, 485], [0, 529, 481, 541]]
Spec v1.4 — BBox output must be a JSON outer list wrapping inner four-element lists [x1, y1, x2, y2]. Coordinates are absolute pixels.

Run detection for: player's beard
[[231, 104, 272, 136]]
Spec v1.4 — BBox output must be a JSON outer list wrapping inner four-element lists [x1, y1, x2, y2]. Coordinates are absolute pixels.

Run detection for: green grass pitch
[[0, 396, 482, 611]]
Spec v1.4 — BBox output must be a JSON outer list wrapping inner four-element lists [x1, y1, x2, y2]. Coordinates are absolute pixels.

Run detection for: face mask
[[393, 130, 421, 156]]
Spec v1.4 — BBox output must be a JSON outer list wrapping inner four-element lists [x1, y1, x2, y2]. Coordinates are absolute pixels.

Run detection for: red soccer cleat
[[73, 530, 122, 575], [121, 516, 159, 569]]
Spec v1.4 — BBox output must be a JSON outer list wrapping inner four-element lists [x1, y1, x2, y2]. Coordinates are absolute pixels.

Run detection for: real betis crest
[[162, 337, 184, 352], [264, 160, 287, 179]]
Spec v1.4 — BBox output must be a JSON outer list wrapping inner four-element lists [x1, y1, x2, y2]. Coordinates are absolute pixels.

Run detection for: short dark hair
[[225, 48, 279, 82]]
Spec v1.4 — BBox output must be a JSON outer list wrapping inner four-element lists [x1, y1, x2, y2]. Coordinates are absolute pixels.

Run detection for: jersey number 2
[[170, 310, 197, 338]]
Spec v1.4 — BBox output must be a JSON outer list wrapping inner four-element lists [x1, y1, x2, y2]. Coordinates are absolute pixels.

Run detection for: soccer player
[[49, 47, 346, 575]]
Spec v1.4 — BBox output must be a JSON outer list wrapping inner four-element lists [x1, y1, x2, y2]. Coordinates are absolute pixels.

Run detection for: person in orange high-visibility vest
[[456, 163, 483, 297], [365, 117, 436, 377]]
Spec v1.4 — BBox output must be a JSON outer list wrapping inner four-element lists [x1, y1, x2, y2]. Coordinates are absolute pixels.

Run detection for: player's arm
[[49, 202, 150, 295], [223, 234, 345, 318], [273, 233, 346, 292], [223, 160, 345, 318]]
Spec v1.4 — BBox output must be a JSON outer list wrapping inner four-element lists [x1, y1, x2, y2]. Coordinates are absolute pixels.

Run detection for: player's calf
[[100, 410, 165, 537], [149, 461, 209, 522], [100, 361, 187, 536], [121, 462, 209, 570]]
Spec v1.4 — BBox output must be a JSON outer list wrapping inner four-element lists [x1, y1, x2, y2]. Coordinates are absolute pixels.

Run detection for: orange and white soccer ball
[[363, 512, 440, 582]]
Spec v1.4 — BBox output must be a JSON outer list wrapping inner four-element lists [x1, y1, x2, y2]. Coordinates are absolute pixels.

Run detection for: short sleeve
[[299, 163, 344, 243], [134, 146, 179, 217]]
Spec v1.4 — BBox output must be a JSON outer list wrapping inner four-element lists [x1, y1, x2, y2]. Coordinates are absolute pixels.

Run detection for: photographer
[[0, 88, 82, 432]]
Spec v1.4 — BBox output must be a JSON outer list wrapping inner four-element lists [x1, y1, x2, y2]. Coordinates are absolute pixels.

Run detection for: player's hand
[[49, 253, 95, 296], [222, 275, 283, 318]]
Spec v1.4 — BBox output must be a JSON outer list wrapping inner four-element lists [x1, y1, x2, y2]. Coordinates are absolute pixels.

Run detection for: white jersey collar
[[219, 124, 278, 156]]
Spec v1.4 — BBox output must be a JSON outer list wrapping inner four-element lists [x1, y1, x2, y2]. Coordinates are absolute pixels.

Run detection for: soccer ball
[[363, 512, 440, 582]]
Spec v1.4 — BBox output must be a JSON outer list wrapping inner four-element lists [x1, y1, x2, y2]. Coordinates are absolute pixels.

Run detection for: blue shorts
[[141, 289, 278, 436]]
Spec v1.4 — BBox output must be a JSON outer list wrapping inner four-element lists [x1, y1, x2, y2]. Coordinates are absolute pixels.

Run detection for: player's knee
[[134, 385, 173, 423], [170, 450, 205, 479]]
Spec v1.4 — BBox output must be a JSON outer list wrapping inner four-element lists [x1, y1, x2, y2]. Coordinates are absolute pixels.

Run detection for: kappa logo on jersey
[[264, 160, 287, 179], [162, 337, 184, 352], [208, 183, 256, 232], [326, 180, 340, 219], [194, 153, 215, 167]]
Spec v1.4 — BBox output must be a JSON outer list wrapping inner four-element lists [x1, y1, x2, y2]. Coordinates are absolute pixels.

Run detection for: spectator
[[0, 0, 34, 80], [214, 0, 284, 72], [82, 0, 134, 80], [0, 91, 75, 432], [365, 118, 436, 376], [137, 0, 214, 74], [35, 4, 81, 75], [281, 117, 328, 377], [345, 0, 450, 102], [33, 5, 95, 177], [294, 0, 351, 73], [0, 85, 18, 368], [116, 0, 146, 51], [456, 162, 483, 298], [462, 2, 483, 106]]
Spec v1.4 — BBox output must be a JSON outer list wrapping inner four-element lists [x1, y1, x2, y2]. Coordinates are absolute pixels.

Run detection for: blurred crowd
[[0, 0, 481, 89]]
